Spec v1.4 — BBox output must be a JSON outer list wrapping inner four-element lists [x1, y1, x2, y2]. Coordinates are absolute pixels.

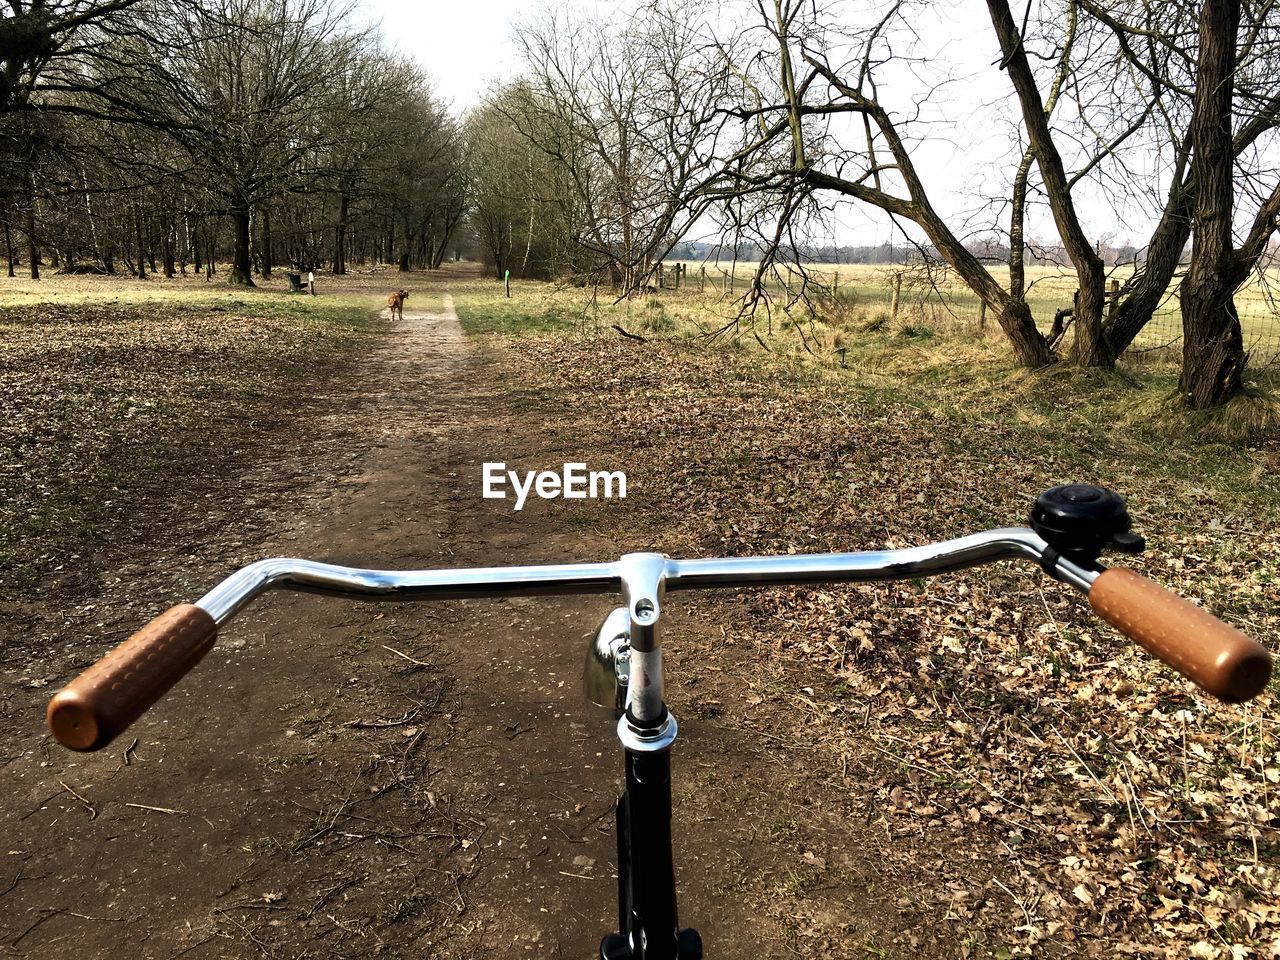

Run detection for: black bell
[[1030, 485, 1145, 558]]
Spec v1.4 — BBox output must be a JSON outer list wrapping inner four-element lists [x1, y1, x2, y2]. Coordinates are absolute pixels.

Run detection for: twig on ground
[[610, 323, 647, 343], [382, 645, 428, 667], [125, 802, 185, 815], [58, 780, 97, 821], [343, 708, 421, 729]]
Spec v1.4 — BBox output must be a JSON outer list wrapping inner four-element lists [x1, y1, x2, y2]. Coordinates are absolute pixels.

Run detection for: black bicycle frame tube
[[602, 713, 699, 960], [621, 745, 680, 958]]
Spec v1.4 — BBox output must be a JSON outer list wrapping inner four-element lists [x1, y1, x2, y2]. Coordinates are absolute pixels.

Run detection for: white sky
[[354, 0, 539, 109], [353, 0, 1156, 249]]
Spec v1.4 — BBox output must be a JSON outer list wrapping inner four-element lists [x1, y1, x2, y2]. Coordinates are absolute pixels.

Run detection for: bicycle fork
[[590, 555, 702, 960]]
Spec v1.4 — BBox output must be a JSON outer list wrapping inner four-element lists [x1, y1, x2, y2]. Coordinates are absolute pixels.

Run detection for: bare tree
[[123, 0, 368, 285], [699, 1, 1057, 364], [505, 2, 729, 291], [316, 46, 412, 274]]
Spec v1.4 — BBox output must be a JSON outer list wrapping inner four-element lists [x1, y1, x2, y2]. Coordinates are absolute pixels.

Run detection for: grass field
[[459, 266, 1280, 443], [659, 262, 1280, 359]]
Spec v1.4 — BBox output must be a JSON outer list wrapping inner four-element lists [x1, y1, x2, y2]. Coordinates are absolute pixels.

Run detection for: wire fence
[[821, 278, 1280, 364], [1132, 300, 1280, 364], [656, 263, 1280, 363]]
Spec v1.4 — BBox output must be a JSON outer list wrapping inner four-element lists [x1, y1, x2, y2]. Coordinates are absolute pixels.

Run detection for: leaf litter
[[489, 331, 1279, 958]]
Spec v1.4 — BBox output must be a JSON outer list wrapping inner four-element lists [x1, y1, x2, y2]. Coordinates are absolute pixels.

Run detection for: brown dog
[[387, 289, 408, 321]]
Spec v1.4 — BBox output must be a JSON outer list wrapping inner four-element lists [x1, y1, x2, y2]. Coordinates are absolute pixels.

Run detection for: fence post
[[891, 273, 902, 319], [1108, 278, 1119, 323], [504, 269, 511, 298], [833, 269, 840, 296], [979, 299, 987, 332], [700, 265, 706, 292]]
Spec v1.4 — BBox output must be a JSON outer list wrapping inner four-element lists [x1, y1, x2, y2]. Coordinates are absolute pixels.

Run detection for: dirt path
[[1, 289, 951, 959]]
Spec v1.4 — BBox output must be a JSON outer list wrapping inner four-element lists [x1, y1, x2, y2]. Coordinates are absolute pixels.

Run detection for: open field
[[0, 271, 388, 598], [460, 268, 1280, 437], [660, 262, 1280, 360]]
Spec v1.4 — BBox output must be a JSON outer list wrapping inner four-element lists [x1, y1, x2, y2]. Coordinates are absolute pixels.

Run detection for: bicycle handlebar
[[46, 526, 1271, 751]]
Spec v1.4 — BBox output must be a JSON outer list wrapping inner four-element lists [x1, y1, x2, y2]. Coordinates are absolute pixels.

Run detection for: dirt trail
[[1, 289, 946, 959]]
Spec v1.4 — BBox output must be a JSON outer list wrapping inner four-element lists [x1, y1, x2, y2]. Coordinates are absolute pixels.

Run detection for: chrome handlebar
[[46, 518, 1270, 755], [199, 527, 1100, 624], [193, 527, 1102, 726], [197, 526, 1096, 626]]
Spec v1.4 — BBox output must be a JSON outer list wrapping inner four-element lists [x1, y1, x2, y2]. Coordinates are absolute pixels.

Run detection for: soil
[[0, 271, 966, 959]]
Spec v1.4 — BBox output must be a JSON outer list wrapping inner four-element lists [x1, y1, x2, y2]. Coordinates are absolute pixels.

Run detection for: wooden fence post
[[700, 265, 706, 292], [1107, 278, 1119, 323], [978, 300, 987, 332], [891, 273, 902, 319]]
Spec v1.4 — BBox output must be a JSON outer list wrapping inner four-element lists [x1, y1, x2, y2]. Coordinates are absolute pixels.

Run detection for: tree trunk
[[998, 298, 1057, 367], [1071, 279, 1113, 366], [432, 217, 459, 269], [4, 218, 14, 278], [398, 222, 413, 273], [230, 206, 254, 286], [988, 0, 1110, 368], [1105, 186, 1192, 354], [25, 191, 39, 281], [334, 192, 348, 275], [1179, 0, 1247, 408], [261, 207, 273, 279], [1179, 277, 1245, 407], [135, 198, 147, 278], [163, 222, 176, 278]]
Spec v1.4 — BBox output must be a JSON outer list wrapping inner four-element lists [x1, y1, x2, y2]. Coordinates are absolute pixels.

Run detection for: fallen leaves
[[0, 300, 374, 602], [489, 330, 1280, 957]]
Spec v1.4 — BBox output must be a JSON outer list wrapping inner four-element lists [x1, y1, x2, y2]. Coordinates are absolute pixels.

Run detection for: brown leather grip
[[1090, 568, 1271, 703], [46, 604, 217, 751]]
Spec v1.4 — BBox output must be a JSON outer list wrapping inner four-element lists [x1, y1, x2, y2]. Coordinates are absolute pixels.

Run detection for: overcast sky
[[353, 0, 1153, 249], [355, 0, 532, 109]]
